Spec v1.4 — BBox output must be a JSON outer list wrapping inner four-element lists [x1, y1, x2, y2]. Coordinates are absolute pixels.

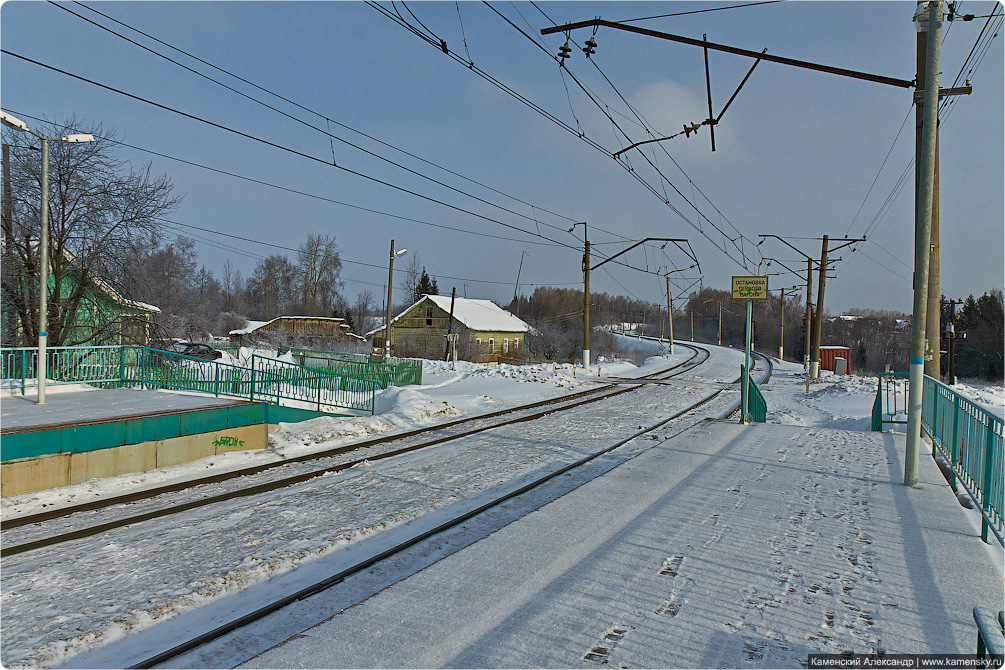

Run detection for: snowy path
[[240, 421, 1004, 669], [1, 347, 746, 668]]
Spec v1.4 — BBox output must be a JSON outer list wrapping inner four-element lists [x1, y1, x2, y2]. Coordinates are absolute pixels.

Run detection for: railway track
[[2, 344, 711, 555], [125, 348, 770, 669], [3, 344, 770, 669]]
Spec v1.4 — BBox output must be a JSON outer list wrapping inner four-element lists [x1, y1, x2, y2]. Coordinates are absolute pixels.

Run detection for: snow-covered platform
[[1, 388, 250, 432], [242, 420, 1004, 668]]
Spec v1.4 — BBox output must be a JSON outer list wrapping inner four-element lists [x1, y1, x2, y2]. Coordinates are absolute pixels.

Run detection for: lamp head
[[60, 133, 95, 143], [394, 248, 407, 258], [1, 112, 29, 132]]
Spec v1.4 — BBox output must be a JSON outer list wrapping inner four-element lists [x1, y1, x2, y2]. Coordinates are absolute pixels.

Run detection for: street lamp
[[384, 239, 406, 359], [1, 113, 94, 404]]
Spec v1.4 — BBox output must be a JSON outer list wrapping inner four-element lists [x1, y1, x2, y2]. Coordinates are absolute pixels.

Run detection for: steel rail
[[2, 347, 710, 556], [129, 348, 767, 669], [2, 348, 702, 530]]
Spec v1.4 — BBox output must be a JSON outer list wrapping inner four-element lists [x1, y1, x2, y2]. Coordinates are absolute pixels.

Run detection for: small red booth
[[819, 346, 852, 373]]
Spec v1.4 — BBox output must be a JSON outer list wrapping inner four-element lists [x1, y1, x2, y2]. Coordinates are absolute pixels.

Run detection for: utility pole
[[443, 286, 456, 362], [2, 143, 13, 347], [665, 274, 674, 355], [918, 0, 941, 381], [945, 298, 963, 384], [583, 235, 590, 369], [384, 239, 406, 358], [810, 235, 829, 380], [906, 0, 942, 488], [805, 259, 814, 371]]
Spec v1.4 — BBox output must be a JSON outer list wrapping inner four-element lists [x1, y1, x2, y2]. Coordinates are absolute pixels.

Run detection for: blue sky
[[2, 1, 1002, 314]]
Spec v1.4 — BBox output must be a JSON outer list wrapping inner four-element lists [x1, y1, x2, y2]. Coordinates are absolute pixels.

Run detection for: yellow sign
[[731, 276, 768, 300]]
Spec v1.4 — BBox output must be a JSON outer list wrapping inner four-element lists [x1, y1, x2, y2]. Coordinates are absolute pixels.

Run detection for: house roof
[[366, 295, 531, 336], [229, 315, 349, 336]]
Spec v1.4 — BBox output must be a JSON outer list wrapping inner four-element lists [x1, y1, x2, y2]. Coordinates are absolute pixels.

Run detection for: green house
[[4, 249, 159, 347], [367, 295, 532, 362]]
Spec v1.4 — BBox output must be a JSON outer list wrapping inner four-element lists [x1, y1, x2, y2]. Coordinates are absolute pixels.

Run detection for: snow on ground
[[3, 340, 1001, 669], [0, 339, 678, 519]]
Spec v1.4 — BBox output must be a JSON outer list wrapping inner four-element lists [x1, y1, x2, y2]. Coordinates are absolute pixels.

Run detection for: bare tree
[[296, 233, 342, 316], [2, 117, 180, 346], [352, 290, 374, 336], [248, 254, 297, 319]]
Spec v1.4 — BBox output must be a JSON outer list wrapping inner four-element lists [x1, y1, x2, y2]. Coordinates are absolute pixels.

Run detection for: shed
[[229, 316, 365, 349], [819, 346, 852, 373]]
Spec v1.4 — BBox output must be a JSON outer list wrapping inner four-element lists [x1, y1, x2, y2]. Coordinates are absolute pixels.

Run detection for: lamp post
[[384, 239, 407, 359], [1, 113, 94, 404]]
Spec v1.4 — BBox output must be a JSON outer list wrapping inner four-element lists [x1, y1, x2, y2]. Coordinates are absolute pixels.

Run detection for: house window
[[475, 338, 481, 345], [513, 338, 519, 350], [489, 338, 494, 353], [503, 338, 509, 353], [426, 306, 434, 326]]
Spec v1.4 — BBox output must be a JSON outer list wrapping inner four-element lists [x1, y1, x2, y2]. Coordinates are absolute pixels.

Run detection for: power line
[[615, 1, 786, 23], [2, 107, 566, 250], [65, 1, 581, 229], [1, 50, 585, 254]]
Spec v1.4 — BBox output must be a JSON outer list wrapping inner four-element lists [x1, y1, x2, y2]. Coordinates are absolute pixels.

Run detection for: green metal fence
[[1, 345, 125, 394], [281, 347, 422, 388], [871, 371, 910, 431], [249, 355, 377, 414], [872, 371, 1003, 546], [922, 376, 1003, 546], [740, 364, 767, 423], [1, 345, 378, 415]]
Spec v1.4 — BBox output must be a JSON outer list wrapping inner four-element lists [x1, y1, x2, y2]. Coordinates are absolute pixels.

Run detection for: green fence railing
[[280, 347, 422, 388], [921, 375, 1003, 546], [1, 345, 378, 415], [740, 364, 767, 423], [871, 371, 910, 431], [872, 371, 1003, 546], [249, 355, 377, 414], [1, 345, 125, 394]]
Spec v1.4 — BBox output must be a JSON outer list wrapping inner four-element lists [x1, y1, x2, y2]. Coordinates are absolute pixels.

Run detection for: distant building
[[367, 295, 533, 362], [229, 316, 365, 350]]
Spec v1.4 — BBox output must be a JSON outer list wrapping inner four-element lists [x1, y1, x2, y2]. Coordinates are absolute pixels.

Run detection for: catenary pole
[[905, 0, 942, 487], [810, 235, 828, 379], [804, 259, 813, 371], [666, 274, 674, 355], [918, 1, 942, 380]]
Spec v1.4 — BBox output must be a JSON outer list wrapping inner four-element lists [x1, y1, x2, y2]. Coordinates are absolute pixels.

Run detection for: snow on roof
[[229, 316, 349, 336], [366, 295, 531, 336]]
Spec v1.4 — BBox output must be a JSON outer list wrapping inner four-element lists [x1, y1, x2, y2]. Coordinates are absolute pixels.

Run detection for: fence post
[[214, 363, 220, 397], [119, 346, 125, 388], [250, 356, 256, 402], [141, 348, 147, 389], [21, 349, 26, 395], [981, 420, 996, 543], [949, 394, 959, 489]]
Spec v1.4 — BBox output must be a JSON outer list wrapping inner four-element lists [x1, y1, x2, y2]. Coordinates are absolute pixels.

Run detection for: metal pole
[[666, 274, 674, 355], [690, 308, 694, 341], [779, 288, 785, 360], [384, 239, 395, 359], [742, 298, 752, 423], [583, 238, 590, 368], [906, 0, 942, 487], [718, 302, 722, 346], [804, 259, 813, 370], [37, 138, 49, 404], [810, 235, 828, 379]]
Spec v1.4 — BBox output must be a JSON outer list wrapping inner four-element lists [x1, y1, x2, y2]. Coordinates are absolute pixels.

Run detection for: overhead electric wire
[[1, 50, 589, 256], [63, 1, 582, 230], [50, 2, 584, 242], [484, 1, 762, 271], [615, 1, 786, 23]]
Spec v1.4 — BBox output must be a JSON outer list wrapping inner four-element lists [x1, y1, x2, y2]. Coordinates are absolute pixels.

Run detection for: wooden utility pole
[[810, 235, 828, 379], [804, 259, 814, 370], [443, 286, 456, 362], [2, 143, 12, 347]]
